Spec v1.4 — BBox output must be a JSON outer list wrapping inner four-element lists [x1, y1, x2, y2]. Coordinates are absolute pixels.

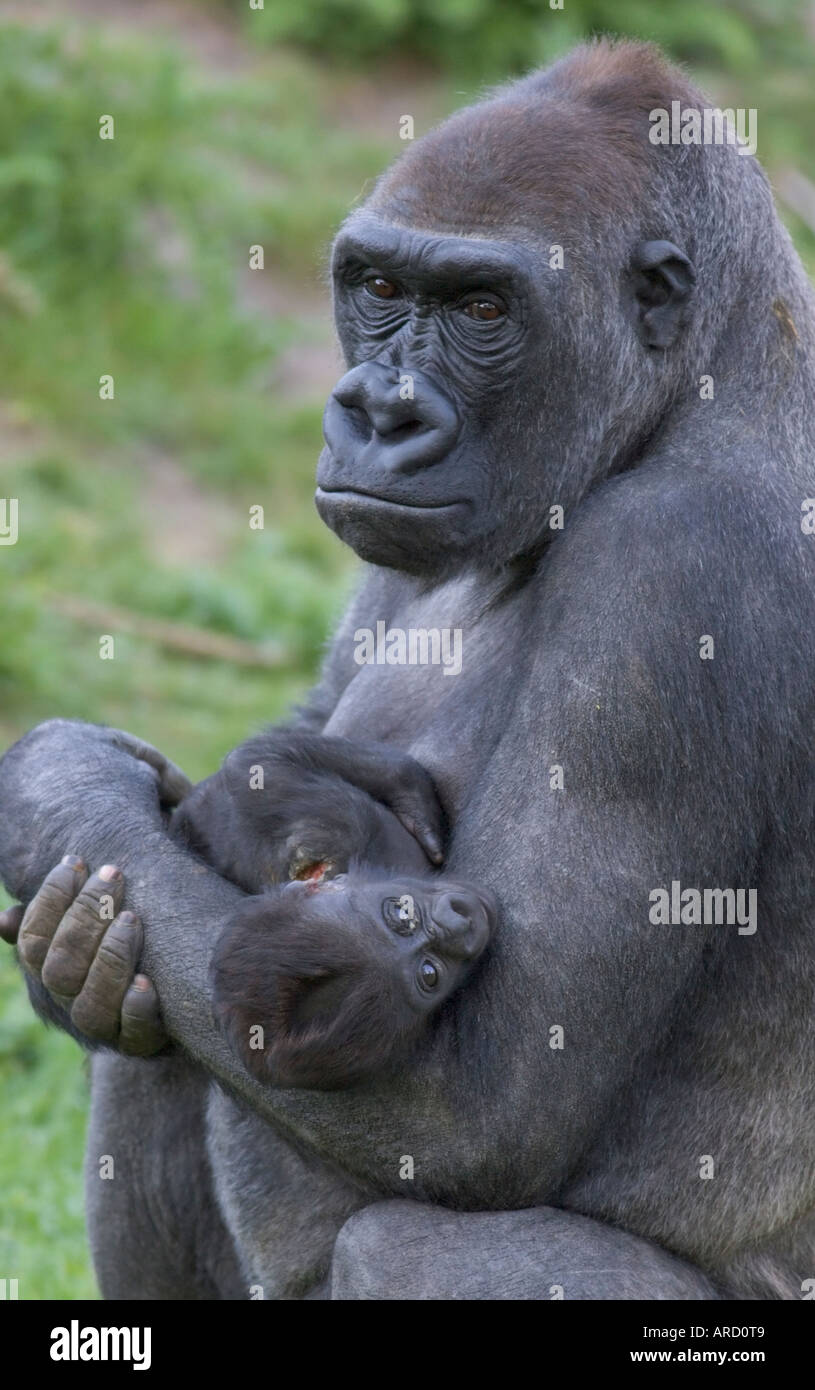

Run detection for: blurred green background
[[1, 0, 813, 1300]]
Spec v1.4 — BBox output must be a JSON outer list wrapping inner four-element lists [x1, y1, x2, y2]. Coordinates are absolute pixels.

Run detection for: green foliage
[[0, 24, 389, 486], [246, 0, 808, 78], [0, 21, 367, 759], [241, 0, 815, 266], [0, 946, 96, 1301]]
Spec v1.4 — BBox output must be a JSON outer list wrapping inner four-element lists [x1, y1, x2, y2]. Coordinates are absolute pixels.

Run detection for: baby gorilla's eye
[[382, 894, 419, 935], [365, 276, 399, 300], [418, 959, 439, 991]]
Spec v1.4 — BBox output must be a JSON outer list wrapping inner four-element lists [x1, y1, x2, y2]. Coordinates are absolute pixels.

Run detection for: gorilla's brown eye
[[463, 299, 504, 321], [419, 960, 439, 990], [365, 276, 398, 299]]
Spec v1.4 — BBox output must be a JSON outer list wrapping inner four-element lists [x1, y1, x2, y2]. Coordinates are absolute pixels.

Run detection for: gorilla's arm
[[0, 720, 263, 1086], [0, 726, 195, 1052]]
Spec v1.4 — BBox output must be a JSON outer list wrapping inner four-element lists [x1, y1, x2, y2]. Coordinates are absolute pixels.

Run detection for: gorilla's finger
[[17, 856, 89, 977], [109, 729, 192, 806], [396, 813, 444, 866], [119, 974, 168, 1055], [387, 776, 445, 865], [69, 911, 143, 1043], [0, 903, 24, 944], [40, 865, 125, 1000]]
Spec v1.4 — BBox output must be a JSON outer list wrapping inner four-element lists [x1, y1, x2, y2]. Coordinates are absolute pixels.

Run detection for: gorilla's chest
[[322, 575, 531, 811]]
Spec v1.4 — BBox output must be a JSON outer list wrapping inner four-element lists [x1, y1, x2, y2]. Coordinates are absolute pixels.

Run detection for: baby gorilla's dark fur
[[174, 733, 495, 1089]]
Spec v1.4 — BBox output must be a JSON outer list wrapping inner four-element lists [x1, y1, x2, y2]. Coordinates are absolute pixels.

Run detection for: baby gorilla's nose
[[430, 889, 491, 961]]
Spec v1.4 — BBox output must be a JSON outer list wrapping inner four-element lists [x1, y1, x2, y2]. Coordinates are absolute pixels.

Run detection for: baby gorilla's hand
[[211, 872, 495, 1091], [1, 858, 167, 1054]]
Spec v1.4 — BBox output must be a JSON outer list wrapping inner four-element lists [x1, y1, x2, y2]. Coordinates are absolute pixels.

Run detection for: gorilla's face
[[316, 211, 552, 575], [374, 876, 495, 1012], [316, 180, 695, 578], [284, 870, 495, 1015]]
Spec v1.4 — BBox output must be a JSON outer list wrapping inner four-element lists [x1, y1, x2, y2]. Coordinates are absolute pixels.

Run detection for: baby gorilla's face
[[282, 872, 494, 1013], [212, 867, 497, 1089]]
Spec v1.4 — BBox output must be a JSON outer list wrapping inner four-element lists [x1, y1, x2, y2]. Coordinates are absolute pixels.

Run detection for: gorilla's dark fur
[[1, 40, 815, 1300], [174, 732, 493, 1090], [172, 731, 433, 892]]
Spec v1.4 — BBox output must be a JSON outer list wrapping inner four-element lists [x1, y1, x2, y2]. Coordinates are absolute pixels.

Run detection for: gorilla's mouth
[[315, 481, 473, 573], [291, 857, 332, 883], [316, 486, 467, 514], [283, 864, 346, 896]]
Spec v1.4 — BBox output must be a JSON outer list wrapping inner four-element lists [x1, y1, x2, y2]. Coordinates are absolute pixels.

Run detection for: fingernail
[[61, 854, 85, 870], [118, 911, 137, 926], [133, 974, 150, 991], [98, 865, 122, 882]]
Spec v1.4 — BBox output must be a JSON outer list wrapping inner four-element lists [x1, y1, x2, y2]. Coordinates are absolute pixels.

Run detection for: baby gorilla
[[174, 733, 495, 1090]]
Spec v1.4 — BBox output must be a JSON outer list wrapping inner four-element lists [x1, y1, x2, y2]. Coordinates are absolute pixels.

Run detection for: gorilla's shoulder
[[552, 455, 806, 594], [536, 455, 813, 680]]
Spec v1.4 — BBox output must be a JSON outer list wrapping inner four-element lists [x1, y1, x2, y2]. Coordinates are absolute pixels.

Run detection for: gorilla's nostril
[[334, 384, 422, 443], [430, 889, 492, 961], [322, 362, 459, 479], [379, 419, 423, 442], [344, 405, 373, 441], [432, 892, 474, 932]]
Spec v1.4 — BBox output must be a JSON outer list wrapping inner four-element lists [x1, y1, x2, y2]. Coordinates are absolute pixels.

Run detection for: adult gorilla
[[1, 39, 814, 1300]]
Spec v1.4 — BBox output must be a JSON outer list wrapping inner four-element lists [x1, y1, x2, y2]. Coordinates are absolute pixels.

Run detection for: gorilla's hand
[[314, 737, 446, 864], [0, 719, 264, 1090], [2, 858, 167, 1054], [0, 719, 191, 903], [0, 720, 187, 1052]]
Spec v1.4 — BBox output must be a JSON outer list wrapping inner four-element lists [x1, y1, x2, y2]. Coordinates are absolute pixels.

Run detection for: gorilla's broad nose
[[323, 361, 459, 477], [431, 889, 492, 961], [334, 366, 416, 437]]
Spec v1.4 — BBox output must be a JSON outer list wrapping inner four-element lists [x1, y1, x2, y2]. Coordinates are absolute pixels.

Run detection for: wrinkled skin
[[3, 40, 815, 1300]]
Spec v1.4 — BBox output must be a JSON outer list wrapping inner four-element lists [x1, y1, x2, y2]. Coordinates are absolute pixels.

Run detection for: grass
[[0, 958, 97, 1299]]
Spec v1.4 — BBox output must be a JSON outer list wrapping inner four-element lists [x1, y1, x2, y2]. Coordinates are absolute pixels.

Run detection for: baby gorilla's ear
[[210, 896, 424, 1090]]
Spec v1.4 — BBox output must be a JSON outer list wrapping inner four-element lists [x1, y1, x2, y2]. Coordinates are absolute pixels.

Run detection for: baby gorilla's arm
[[173, 732, 431, 893], [210, 872, 495, 1091], [221, 730, 445, 863]]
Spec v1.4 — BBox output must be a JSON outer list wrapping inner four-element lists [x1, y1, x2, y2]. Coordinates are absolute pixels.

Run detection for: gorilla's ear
[[630, 240, 696, 349]]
